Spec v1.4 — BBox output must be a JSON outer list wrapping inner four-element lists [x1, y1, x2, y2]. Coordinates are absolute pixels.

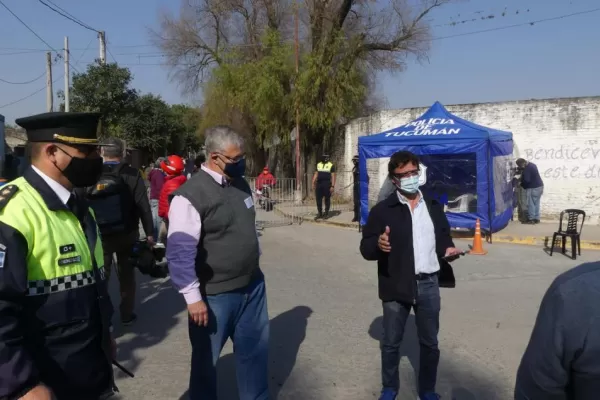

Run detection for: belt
[[415, 271, 438, 280]]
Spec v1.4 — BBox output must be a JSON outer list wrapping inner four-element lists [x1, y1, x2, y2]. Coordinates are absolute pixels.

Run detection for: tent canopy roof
[[358, 101, 512, 147]]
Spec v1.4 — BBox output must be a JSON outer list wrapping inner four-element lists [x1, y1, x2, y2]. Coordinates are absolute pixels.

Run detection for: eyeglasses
[[217, 153, 245, 163], [392, 169, 420, 179]]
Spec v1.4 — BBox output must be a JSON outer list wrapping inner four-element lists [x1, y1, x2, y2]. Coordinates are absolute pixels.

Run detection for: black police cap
[[15, 112, 102, 146]]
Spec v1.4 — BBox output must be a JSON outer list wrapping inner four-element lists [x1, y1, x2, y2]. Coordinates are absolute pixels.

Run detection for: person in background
[[360, 150, 460, 400], [515, 261, 600, 399], [0, 112, 116, 400], [158, 155, 187, 242], [312, 153, 336, 220], [139, 165, 147, 180], [166, 126, 268, 400], [255, 166, 276, 191], [352, 155, 360, 222], [148, 158, 166, 237], [184, 157, 195, 179], [188, 153, 206, 179], [88, 137, 154, 326], [516, 158, 544, 224]]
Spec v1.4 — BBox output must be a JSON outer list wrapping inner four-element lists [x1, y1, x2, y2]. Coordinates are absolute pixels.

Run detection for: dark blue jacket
[[515, 262, 600, 400], [521, 162, 544, 189]]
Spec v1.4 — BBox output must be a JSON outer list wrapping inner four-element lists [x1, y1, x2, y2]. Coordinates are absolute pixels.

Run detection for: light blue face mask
[[393, 175, 419, 194]]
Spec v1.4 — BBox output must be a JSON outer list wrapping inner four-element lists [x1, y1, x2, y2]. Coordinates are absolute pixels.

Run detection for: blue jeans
[[150, 199, 160, 238], [381, 274, 441, 396], [526, 186, 543, 221], [188, 277, 270, 400]]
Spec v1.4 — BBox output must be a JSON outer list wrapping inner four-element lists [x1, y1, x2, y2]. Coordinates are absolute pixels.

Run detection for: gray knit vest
[[173, 170, 261, 295]]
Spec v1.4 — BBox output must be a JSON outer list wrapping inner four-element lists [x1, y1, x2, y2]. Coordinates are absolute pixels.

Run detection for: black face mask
[[55, 147, 104, 188]]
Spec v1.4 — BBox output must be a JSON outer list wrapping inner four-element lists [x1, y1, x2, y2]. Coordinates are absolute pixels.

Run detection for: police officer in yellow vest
[[0, 112, 117, 400], [311, 153, 336, 220]]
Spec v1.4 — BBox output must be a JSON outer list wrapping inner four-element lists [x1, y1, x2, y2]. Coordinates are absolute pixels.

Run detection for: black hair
[[26, 142, 45, 161], [516, 158, 527, 168], [194, 154, 206, 167], [388, 150, 420, 176]]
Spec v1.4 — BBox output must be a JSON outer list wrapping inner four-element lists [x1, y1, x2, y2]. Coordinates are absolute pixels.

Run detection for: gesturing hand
[[20, 384, 54, 400], [188, 300, 209, 327], [378, 226, 391, 253]]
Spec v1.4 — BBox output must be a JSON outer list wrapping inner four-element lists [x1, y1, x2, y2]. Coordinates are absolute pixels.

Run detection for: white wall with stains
[[339, 96, 600, 224]]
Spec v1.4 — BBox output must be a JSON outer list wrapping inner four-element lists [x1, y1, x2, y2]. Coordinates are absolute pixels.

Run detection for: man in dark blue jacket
[[360, 151, 460, 400], [515, 262, 600, 399], [516, 158, 544, 224]]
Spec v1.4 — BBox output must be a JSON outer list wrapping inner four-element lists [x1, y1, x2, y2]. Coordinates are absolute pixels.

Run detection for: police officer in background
[[312, 153, 336, 220], [352, 155, 360, 222], [0, 112, 116, 400]]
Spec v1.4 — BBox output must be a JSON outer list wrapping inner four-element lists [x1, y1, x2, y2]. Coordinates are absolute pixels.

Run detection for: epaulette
[[0, 185, 19, 211]]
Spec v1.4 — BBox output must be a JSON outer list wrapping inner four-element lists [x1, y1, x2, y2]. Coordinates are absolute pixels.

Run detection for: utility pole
[[64, 36, 70, 112], [294, 0, 301, 197], [98, 31, 106, 65], [46, 52, 53, 112]]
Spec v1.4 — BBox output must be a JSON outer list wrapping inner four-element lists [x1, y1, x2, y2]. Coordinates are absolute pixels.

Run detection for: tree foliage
[[59, 62, 202, 157], [58, 63, 138, 134], [152, 0, 450, 175]]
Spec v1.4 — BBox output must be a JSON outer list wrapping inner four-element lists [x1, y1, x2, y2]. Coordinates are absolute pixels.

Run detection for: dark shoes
[[378, 388, 441, 400], [314, 213, 323, 221], [121, 313, 137, 326], [378, 389, 397, 400], [523, 219, 540, 225]]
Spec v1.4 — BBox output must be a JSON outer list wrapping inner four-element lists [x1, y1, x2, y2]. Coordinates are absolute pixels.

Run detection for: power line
[[0, 50, 48, 56], [0, 71, 46, 85], [0, 0, 61, 56], [433, 7, 600, 41], [0, 0, 84, 75], [37, 0, 98, 32], [0, 75, 63, 109], [74, 38, 95, 65]]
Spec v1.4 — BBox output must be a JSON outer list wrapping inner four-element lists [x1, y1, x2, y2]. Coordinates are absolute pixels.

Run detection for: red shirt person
[[158, 155, 187, 220], [255, 167, 276, 190]]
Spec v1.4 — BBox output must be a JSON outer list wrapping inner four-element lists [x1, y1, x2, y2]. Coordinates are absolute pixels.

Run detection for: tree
[[152, 0, 450, 160], [170, 104, 203, 154], [58, 62, 138, 135], [59, 62, 204, 157], [118, 94, 174, 155]]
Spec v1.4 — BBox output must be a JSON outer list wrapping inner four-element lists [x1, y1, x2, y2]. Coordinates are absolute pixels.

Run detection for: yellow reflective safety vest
[[0, 170, 115, 399], [317, 161, 334, 173], [1, 177, 104, 291], [316, 161, 334, 184]]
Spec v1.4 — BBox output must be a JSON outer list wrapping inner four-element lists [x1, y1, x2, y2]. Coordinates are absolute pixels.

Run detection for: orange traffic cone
[[470, 218, 488, 255]]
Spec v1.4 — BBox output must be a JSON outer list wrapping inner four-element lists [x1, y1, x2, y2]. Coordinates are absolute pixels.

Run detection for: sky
[[0, 0, 599, 124]]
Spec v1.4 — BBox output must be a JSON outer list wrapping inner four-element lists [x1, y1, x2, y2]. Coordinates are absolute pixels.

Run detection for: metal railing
[[247, 176, 354, 228]]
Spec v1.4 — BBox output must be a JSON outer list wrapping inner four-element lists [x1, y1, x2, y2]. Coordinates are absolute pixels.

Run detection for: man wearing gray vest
[[166, 126, 268, 400]]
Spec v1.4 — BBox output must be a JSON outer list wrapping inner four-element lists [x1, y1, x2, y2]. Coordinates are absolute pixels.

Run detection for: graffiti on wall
[[524, 143, 600, 179]]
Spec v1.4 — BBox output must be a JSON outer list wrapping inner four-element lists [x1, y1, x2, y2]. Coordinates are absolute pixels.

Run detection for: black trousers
[[315, 184, 331, 215], [353, 184, 359, 220]]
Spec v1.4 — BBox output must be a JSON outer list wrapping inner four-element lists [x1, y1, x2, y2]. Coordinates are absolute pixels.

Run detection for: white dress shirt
[[31, 165, 71, 205], [397, 190, 440, 274]]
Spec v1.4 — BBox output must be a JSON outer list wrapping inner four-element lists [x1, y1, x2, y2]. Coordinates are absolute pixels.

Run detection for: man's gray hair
[[102, 137, 124, 158], [204, 126, 245, 154]]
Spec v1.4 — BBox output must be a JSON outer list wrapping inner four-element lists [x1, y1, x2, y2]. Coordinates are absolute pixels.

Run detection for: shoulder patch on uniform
[[0, 185, 19, 210]]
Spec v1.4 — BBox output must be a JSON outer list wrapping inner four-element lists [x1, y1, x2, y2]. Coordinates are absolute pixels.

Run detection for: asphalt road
[[109, 223, 598, 400]]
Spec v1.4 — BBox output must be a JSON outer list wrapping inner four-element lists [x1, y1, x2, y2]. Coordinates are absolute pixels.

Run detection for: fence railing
[[247, 177, 354, 228]]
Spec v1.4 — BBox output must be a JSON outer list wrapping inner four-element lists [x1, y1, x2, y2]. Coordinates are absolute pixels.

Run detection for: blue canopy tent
[[357, 101, 514, 233]]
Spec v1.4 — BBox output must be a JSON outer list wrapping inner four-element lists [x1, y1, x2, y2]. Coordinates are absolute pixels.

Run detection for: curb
[[274, 206, 600, 250]]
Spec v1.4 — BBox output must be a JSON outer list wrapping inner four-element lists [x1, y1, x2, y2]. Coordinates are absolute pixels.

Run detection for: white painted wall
[[341, 96, 600, 224]]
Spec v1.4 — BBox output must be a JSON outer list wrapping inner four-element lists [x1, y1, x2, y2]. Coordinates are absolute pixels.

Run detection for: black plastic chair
[[550, 209, 586, 260]]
